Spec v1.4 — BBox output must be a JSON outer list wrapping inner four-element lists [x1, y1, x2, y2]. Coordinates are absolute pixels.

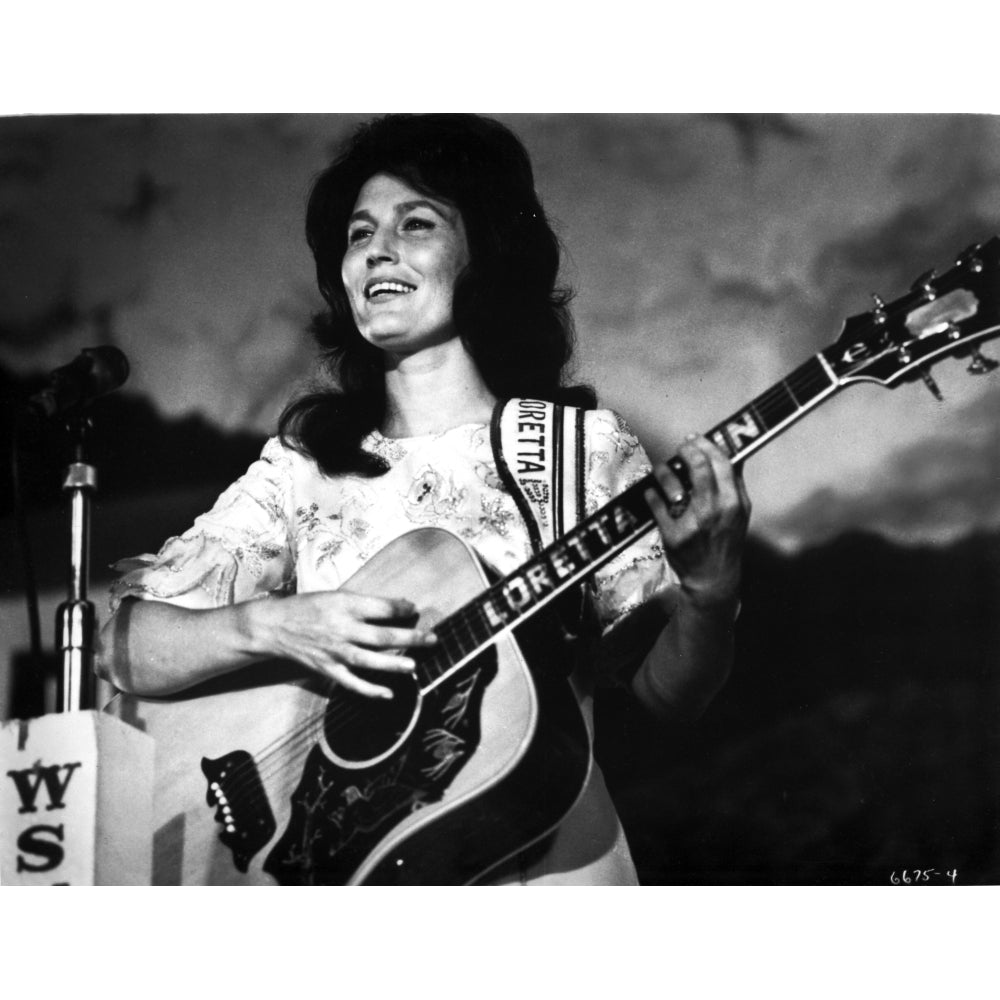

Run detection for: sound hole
[[322, 670, 420, 763]]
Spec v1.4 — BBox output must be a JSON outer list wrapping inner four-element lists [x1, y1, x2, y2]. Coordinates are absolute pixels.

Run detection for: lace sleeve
[[108, 437, 296, 612], [583, 410, 678, 631]]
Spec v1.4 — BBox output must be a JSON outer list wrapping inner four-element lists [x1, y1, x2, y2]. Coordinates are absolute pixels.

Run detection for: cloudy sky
[[2, 113, 999, 551]]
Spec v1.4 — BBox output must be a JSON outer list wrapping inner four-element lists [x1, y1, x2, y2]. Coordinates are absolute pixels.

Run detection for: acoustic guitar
[[106, 238, 1000, 884]]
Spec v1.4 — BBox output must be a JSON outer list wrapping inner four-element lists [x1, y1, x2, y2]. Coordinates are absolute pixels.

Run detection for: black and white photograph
[[3, 111, 997, 892]]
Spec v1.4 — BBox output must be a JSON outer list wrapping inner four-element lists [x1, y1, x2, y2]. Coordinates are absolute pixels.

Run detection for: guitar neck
[[704, 352, 838, 462], [415, 353, 841, 694]]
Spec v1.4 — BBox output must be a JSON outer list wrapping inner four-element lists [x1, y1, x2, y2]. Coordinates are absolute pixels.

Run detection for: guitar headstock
[[822, 237, 1000, 395]]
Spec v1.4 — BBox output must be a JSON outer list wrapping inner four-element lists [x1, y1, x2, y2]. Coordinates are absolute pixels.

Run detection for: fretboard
[[703, 354, 838, 462], [414, 353, 839, 696]]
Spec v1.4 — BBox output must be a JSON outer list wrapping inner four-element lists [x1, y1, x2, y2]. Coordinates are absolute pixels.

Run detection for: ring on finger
[[666, 490, 690, 519]]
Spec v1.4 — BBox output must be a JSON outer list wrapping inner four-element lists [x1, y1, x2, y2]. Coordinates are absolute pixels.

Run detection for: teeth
[[367, 281, 415, 299]]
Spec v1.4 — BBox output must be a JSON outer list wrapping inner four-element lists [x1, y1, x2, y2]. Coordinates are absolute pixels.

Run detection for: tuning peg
[[871, 293, 887, 324], [918, 367, 944, 401], [968, 347, 999, 375], [957, 242, 984, 271], [910, 269, 936, 300]]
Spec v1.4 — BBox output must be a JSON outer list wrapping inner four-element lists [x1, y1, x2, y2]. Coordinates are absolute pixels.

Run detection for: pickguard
[[261, 649, 498, 885]]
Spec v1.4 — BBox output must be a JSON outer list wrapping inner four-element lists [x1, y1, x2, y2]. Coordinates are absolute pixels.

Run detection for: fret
[[759, 384, 799, 425], [452, 613, 473, 652], [782, 376, 802, 406], [707, 355, 836, 464], [441, 629, 462, 660], [416, 648, 444, 688]]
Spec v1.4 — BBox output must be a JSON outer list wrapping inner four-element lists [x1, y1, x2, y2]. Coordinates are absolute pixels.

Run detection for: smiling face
[[341, 173, 471, 354]]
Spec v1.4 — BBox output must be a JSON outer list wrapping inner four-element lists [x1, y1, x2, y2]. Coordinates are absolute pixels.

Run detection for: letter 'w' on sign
[[6, 762, 81, 813]]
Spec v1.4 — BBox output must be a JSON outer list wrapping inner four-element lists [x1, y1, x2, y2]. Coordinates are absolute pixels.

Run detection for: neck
[[381, 339, 497, 438]]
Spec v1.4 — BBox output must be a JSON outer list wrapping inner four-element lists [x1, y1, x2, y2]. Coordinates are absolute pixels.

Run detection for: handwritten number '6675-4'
[[890, 869, 958, 884]]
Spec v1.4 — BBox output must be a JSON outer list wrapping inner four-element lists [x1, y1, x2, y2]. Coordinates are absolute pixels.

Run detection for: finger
[[331, 642, 419, 674], [733, 463, 752, 518], [645, 479, 696, 537], [645, 480, 676, 530], [336, 592, 419, 623], [650, 459, 692, 518], [697, 439, 743, 515], [694, 438, 751, 523], [342, 621, 437, 650], [677, 437, 719, 515], [323, 663, 395, 700]]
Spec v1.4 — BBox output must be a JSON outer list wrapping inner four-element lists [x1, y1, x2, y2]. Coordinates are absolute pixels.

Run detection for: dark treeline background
[[597, 529, 1000, 885]]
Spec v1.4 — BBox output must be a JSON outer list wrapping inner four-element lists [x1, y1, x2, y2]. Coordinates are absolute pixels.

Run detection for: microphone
[[27, 346, 130, 418]]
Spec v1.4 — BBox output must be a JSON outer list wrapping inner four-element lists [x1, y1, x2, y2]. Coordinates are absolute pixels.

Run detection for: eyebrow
[[348, 198, 454, 227]]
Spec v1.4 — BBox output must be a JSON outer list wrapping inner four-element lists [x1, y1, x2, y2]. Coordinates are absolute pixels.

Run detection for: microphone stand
[[56, 410, 97, 712], [5, 388, 155, 886]]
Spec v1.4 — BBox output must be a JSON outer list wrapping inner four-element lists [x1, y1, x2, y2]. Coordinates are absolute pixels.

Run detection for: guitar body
[[105, 528, 592, 885]]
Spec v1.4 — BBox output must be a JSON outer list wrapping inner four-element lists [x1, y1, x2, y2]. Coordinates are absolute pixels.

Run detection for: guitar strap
[[490, 398, 589, 642], [491, 397, 586, 551]]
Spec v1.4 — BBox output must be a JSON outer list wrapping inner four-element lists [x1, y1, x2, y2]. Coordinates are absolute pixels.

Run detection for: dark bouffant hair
[[279, 113, 594, 475]]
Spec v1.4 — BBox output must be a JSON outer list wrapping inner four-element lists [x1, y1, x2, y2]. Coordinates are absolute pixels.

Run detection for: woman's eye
[[347, 227, 371, 244], [403, 217, 434, 232]]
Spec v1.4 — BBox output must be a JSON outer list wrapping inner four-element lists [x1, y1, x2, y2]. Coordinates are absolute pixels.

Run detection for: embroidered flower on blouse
[[465, 494, 516, 540], [231, 536, 287, 579], [255, 490, 288, 524], [366, 433, 407, 466], [408, 468, 440, 504], [295, 503, 323, 537], [605, 414, 641, 460], [315, 536, 346, 569], [347, 518, 369, 540], [404, 467, 467, 524], [585, 479, 614, 511], [475, 460, 503, 492]]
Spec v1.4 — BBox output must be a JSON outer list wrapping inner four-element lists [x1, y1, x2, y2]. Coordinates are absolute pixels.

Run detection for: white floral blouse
[[110, 407, 677, 884]]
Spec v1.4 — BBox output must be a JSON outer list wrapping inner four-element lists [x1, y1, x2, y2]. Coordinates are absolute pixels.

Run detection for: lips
[[364, 278, 417, 300]]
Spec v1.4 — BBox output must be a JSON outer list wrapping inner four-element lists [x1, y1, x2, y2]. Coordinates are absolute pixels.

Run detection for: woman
[[98, 114, 750, 884]]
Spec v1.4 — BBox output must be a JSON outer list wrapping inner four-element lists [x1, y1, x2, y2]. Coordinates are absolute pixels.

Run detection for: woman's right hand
[[242, 590, 437, 699]]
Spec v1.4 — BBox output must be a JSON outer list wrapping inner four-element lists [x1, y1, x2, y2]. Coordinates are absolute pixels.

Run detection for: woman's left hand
[[645, 434, 751, 609]]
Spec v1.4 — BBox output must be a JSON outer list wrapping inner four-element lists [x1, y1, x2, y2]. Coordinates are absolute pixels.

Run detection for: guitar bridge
[[202, 751, 277, 873]]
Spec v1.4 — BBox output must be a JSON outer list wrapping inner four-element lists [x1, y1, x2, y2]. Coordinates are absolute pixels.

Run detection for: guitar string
[[700, 362, 829, 458], [219, 636, 469, 796], [244, 554, 562, 787], [209, 357, 839, 808], [246, 611, 487, 779], [218, 684, 390, 800], [216, 665, 456, 816], [736, 360, 828, 433]]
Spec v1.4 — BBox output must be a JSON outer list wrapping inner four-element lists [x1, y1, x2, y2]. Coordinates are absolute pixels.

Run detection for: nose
[[366, 228, 399, 267]]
